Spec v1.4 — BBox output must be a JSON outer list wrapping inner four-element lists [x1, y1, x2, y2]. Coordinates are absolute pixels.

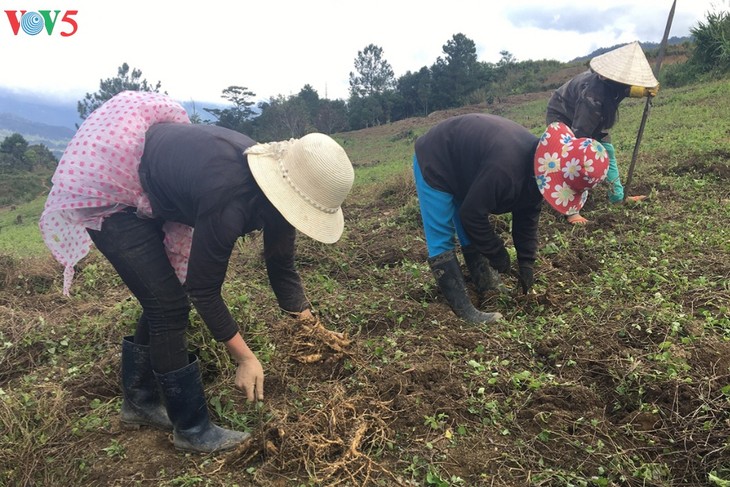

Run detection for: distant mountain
[[0, 34, 694, 156], [0, 112, 75, 158], [571, 36, 692, 63], [0, 88, 227, 158], [0, 87, 78, 157], [0, 112, 76, 139], [0, 88, 80, 130]]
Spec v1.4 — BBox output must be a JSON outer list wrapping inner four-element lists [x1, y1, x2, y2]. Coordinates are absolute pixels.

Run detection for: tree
[[690, 9, 730, 74], [349, 44, 396, 97], [430, 33, 487, 110], [0, 133, 56, 172], [396, 67, 432, 117], [297, 84, 321, 120], [0, 133, 29, 160], [77, 63, 163, 120], [314, 99, 349, 134], [444, 33, 479, 68], [497, 50, 517, 67], [254, 95, 310, 141], [24, 144, 57, 170], [347, 93, 388, 129], [186, 100, 204, 124], [252, 85, 348, 140], [204, 86, 257, 133]]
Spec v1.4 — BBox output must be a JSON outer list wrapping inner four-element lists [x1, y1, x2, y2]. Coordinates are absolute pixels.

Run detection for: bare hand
[[234, 356, 264, 402], [567, 213, 589, 225], [296, 308, 315, 321]]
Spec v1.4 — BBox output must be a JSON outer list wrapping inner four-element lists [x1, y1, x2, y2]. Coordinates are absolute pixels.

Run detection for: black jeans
[[87, 209, 190, 373]]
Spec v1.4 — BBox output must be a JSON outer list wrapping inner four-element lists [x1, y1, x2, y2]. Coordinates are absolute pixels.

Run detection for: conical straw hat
[[589, 41, 658, 87]]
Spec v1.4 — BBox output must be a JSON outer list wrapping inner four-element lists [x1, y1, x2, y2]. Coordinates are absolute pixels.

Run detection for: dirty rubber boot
[[121, 336, 172, 431], [461, 245, 509, 295], [155, 355, 251, 454], [428, 250, 503, 324]]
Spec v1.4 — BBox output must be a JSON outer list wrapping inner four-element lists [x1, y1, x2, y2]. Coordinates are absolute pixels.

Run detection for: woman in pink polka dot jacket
[[40, 91, 355, 454]]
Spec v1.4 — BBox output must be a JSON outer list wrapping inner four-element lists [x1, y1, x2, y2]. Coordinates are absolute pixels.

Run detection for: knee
[[163, 294, 191, 323], [143, 293, 191, 329]]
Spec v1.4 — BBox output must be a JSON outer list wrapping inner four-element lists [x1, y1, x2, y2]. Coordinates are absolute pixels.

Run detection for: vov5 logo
[[4, 9, 78, 36]]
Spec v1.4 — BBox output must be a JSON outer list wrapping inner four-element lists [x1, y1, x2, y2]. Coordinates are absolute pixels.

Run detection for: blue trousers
[[413, 156, 472, 258], [87, 209, 190, 373]]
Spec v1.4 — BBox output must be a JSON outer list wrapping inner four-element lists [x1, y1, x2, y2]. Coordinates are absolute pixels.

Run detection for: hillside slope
[[0, 77, 728, 487]]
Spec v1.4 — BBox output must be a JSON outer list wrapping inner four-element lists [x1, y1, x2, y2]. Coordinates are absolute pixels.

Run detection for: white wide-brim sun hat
[[590, 41, 659, 88], [246, 133, 355, 244]]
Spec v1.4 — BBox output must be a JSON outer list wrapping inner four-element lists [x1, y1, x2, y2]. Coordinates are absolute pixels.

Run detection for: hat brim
[[534, 122, 605, 216], [248, 151, 345, 244], [590, 42, 659, 88], [541, 184, 589, 216]]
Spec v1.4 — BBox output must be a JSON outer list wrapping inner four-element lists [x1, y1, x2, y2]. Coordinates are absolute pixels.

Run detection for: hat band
[[279, 160, 339, 214]]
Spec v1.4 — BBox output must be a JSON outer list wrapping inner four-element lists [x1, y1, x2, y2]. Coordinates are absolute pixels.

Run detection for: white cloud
[[0, 0, 724, 105]]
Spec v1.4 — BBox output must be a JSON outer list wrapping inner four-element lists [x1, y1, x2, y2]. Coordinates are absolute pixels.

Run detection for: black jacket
[[139, 123, 308, 342], [546, 70, 622, 143], [414, 113, 542, 267]]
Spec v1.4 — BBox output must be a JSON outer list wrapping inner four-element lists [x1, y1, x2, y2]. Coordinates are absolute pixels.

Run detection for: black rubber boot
[[428, 250, 503, 324], [120, 336, 172, 431], [155, 355, 251, 453], [461, 245, 509, 294]]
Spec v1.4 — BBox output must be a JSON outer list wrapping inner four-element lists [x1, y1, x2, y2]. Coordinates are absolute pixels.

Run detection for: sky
[[0, 0, 727, 106]]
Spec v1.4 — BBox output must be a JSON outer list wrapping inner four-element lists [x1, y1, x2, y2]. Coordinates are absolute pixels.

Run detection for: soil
[[1, 88, 728, 486]]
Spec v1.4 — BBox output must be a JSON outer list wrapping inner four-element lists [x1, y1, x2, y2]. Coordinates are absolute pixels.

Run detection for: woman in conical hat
[[544, 41, 659, 224], [39, 90, 355, 454]]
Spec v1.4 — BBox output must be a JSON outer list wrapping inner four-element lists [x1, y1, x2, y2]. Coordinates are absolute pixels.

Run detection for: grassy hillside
[[0, 78, 728, 486]]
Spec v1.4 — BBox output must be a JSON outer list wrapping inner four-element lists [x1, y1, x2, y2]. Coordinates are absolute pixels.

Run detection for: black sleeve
[[185, 204, 243, 342], [263, 212, 310, 314], [459, 173, 506, 257], [511, 202, 542, 269], [572, 93, 604, 139]]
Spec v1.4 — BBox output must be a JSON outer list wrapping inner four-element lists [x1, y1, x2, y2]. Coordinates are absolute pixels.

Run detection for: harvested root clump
[[290, 317, 353, 364], [219, 383, 398, 486]]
